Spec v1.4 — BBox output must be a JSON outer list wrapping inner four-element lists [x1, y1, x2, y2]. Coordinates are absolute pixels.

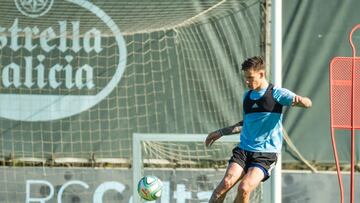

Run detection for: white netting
[[0, 0, 266, 202], [133, 134, 265, 203], [0, 0, 264, 163]]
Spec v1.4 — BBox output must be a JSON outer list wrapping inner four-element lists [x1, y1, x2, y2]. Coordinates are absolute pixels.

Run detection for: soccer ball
[[137, 175, 163, 201]]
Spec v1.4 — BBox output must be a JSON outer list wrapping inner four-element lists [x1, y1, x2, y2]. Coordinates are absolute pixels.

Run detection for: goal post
[[132, 133, 274, 203]]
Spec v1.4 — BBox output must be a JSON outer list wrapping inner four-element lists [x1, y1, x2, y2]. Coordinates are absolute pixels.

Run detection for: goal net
[[0, 0, 267, 202], [133, 133, 273, 203], [0, 0, 264, 161]]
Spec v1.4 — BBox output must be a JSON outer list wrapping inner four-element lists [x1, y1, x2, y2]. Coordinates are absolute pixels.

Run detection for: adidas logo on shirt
[[252, 103, 259, 108]]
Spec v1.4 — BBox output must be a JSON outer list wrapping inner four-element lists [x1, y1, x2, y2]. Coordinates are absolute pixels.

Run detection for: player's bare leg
[[233, 167, 264, 203], [209, 162, 244, 203]]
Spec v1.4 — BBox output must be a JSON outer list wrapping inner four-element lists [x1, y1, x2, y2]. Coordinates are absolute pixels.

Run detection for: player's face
[[243, 69, 265, 90]]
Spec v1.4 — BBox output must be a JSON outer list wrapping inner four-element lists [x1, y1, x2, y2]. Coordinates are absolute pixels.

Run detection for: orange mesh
[[329, 24, 360, 203], [330, 57, 360, 129]]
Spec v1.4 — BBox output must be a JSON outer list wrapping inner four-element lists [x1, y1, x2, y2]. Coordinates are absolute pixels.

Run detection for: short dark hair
[[241, 56, 265, 71]]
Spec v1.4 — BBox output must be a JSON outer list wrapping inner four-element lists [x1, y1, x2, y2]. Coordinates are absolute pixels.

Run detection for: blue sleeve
[[272, 86, 295, 106]]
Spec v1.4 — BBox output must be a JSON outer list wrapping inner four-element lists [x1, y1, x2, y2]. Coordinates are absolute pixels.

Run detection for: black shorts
[[229, 147, 278, 181]]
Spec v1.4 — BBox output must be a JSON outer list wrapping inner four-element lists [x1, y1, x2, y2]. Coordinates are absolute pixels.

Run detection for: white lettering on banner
[[0, 27, 7, 48], [8, 18, 21, 51], [1, 18, 103, 53], [0, 18, 99, 90], [40, 26, 57, 52], [25, 180, 212, 203], [83, 28, 103, 53], [173, 184, 192, 203], [1, 55, 94, 89], [93, 182, 126, 202], [161, 181, 170, 202], [23, 26, 39, 51], [26, 180, 125, 203], [71, 21, 81, 53], [2, 63, 21, 88], [26, 180, 54, 203], [57, 180, 89, 203], [0, 0, 127, 121]]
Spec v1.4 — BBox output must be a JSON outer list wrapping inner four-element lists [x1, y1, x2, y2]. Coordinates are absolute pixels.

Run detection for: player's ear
[[259, 70, 265, 78]]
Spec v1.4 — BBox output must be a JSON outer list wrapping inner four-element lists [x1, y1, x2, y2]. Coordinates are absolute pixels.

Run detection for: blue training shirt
[[239, 84, 295, 153]]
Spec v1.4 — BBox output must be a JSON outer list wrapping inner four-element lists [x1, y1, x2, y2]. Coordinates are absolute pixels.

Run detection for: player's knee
[[222, 178, 234, 189], [238, 181, 253, 196]]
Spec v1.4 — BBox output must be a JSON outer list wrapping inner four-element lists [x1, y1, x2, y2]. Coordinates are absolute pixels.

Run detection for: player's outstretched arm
[[205, 121, 243, 147], [292, 95, 312, 108]]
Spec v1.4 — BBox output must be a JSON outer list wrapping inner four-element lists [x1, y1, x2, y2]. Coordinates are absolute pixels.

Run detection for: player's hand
[[292, 95, 303, 106], [292, 95, 312, 108], [205, 131, 222, 147]]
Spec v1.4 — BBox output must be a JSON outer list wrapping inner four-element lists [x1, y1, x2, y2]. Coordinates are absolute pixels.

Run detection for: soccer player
[[205, 56, 312, 203]]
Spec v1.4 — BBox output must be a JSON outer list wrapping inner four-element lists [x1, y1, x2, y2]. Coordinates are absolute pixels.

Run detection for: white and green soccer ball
[[137, 175, 163, 201]]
